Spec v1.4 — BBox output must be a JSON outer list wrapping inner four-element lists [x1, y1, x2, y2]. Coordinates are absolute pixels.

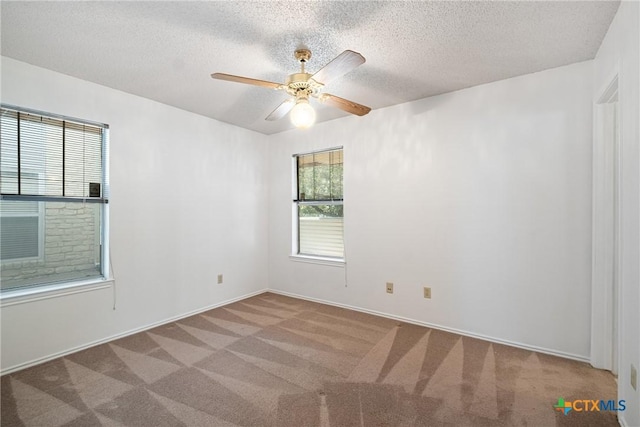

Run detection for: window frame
[[291, 147, 345, 263], [0, 104, 110, 295]]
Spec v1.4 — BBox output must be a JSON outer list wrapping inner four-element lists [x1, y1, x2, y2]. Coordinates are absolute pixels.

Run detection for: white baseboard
[[1, 286, 593, 376], [0, 288, 268, 375], [267, 289, 591, 364]]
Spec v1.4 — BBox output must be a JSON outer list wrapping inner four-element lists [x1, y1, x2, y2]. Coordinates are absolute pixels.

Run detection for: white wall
[[268, 61, 594, 360], [0, 57, 269, 372], [593, 2, 640, 425]]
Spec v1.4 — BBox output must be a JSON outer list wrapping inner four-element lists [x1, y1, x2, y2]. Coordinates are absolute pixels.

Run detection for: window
[[293, 148, 344, 259], [0, 106, 109, 292]]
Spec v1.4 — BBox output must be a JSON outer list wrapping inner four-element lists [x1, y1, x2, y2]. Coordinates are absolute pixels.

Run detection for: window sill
[[0, 277, 114, 307], [289, 254, 345, 267]]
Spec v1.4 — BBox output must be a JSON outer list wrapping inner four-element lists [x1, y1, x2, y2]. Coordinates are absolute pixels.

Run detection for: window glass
[[297, 150, 343, 201], [294, 148, 344, 259]]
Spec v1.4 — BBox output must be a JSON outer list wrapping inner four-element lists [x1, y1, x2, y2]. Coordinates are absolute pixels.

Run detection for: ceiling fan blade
[[311, 50, 365, 85], [265, 98, 295, 121], [211, 73, 283, 90], [319, 93, 371, 116]]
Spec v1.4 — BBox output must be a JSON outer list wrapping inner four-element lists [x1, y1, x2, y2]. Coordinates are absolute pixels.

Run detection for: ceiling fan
[[211, 48, 371, 128]]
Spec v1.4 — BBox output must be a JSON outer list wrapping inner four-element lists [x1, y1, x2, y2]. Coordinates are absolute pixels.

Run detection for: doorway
[[591, 75, 620, 375]]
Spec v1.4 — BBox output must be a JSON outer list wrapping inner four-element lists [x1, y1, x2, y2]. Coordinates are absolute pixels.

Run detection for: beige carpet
[[1, 292, 618, 426]]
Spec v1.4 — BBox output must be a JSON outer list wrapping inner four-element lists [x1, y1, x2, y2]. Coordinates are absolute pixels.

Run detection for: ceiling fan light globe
[[290, 100, 316, 129]]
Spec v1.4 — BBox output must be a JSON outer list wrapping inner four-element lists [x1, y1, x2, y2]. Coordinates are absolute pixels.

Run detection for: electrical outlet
[[386, 282, 393, 294], [217, 274, 223, 284], [423, 287, 431, 299], [632, 364, 637, 391]]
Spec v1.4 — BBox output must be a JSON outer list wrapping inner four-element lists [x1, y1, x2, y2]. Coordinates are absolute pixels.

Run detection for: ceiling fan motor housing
[[285, 73, 322, 99]]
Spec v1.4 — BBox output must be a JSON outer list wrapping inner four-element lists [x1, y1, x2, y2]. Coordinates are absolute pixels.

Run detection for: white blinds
[[0, 108, 105, 199], [299, 217, 344, 258]]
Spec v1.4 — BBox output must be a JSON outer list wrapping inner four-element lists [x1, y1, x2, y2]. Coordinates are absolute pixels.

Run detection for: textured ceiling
[[1, 1, 620, 135]]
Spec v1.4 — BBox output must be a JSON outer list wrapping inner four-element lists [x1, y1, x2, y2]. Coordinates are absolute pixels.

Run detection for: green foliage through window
[[297, 150, 343, 201], [299, 204, 343, 218]]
